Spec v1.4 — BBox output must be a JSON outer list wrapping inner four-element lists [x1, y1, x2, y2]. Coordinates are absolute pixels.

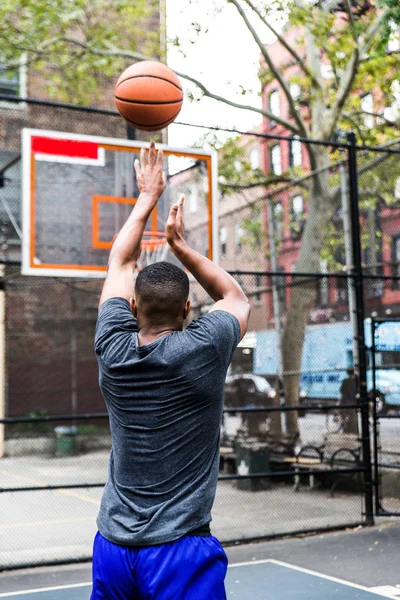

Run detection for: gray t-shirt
[[94, 297, 240, 546]]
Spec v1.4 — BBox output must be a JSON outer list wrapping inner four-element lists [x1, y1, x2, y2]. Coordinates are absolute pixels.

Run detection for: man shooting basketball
[[92, 141, 250, 600]]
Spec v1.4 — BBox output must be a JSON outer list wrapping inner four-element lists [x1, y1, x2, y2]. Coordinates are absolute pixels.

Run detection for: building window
[[0, 67, 19, 97], [290, 194, 304, 238], [274, 201, 283, 242], [0, 54, 26, 100], [335, 276, 348, 304], [384, 80, 400, 123], [235, 221, 244, 252], [220, 226, 228, 256], [254, 274, 262, 305], [270, 144, 282, 175], [189, 187, 198, 213], [392, 236, 400, 289], [250, 148, 260, 170], [388, 20, 400, 52], [269, 89, 280, 125], [361, 93, 374, 128], [290, 83, 301, 102], [289, 136, 302, 168]]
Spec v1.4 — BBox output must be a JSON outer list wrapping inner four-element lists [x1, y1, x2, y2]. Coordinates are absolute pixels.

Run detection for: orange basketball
[[114, 61, 183, 131]]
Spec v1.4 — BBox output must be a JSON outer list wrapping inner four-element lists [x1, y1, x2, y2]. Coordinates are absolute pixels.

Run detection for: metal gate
[[370, 318, 400, 516]]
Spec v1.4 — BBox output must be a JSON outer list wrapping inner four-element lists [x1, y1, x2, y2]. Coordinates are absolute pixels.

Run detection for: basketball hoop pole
[[0, 266, 5, 458]]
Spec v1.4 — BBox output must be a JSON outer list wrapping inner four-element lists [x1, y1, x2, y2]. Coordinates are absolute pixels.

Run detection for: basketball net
[[136, 231, 169, 270]]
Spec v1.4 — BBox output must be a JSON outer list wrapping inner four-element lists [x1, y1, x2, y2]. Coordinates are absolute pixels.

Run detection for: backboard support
[[22, 129, 218, 278]]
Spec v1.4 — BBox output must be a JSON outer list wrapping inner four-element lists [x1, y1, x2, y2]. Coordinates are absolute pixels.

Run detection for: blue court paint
[[225, 560, 388, 599], [0, 560, 389, 599]]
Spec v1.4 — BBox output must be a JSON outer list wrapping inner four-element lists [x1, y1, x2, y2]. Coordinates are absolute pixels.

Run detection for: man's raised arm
[[99, 141, 166, 308], [166, 194, 250, 339]]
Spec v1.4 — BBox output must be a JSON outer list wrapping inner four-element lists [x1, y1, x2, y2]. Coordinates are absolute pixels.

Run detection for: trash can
[[54, 426, 77, 457], [235, 438, 270, 491]]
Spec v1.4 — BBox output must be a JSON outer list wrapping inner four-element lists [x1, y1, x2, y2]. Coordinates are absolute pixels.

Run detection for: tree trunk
[[281, 147, 336, 437]]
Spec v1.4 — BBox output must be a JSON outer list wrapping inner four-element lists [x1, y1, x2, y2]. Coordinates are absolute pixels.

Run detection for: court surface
[[0, 559, 397, 599]]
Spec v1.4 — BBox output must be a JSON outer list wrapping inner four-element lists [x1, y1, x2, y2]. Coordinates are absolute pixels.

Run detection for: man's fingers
[[134, 159, 141, 176], [148, 140, 156, 165], [156, 148, 164, 167], [140, 147, 147, 168], [166, 203, 179, 226], [176, 194, 185, 229]]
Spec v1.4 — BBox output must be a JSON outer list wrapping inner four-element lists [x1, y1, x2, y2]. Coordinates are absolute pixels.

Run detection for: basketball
[[114, 61, 183, 131]]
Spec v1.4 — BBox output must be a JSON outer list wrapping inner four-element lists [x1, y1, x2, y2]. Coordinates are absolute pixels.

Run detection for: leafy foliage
[[0, 0, 161, 103]]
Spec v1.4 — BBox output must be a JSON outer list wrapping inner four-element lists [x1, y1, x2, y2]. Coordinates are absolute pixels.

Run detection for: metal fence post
[[347, 131, 374, 526]]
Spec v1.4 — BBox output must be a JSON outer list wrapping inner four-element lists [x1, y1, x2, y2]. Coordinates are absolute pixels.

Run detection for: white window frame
[[0, 53, 27, 110], [292, 194, 304, 222], [290, 83, 301, 102], [361, 93, 374, 129], [235, 221, 244, 252], [274, 201, 283, 242], [383, 80, 400, 123], [269, 89, 280, 124], [290, 136, 302, 168], [249, 147, 260, 170], [270, 144, 282, 175], [220, 225, 228, 256], [388, 20, 400, 52]]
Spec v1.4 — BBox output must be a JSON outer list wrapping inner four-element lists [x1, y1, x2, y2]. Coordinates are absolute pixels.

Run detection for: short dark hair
[[135, 262, 189, 320]]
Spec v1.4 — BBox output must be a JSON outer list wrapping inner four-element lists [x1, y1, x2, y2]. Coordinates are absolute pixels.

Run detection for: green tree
[[0, 0, 163, 103], [2, 0, 400, 436]]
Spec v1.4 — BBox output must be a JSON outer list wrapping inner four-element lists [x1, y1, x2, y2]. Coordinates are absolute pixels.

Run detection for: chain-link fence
[[1, 96, 400, 569]]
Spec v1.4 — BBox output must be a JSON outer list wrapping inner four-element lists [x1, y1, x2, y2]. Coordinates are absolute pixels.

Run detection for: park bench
[[287, 433, 362, 495]]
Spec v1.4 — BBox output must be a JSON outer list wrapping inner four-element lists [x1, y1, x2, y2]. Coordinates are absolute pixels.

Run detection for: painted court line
[[0, 516, 92, 530], [0, 583, 91, 597], [268, 559, 390, 596], [0, 558, 392, 598], [0, 468, 101, 506]]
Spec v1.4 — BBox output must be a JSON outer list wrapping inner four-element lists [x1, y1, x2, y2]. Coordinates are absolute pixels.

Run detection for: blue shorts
[[91, 531, 228, 600]]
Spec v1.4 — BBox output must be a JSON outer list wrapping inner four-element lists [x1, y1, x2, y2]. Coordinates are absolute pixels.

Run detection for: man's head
[[131, 262, 190, 327]]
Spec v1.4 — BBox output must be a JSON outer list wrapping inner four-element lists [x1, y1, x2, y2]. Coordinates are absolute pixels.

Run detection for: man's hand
[[166, 193, 185, 248], [99, 141, 166, 308], [134, 140, 167, 209]]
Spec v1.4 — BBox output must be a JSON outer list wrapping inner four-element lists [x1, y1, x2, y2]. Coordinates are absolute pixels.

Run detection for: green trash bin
[[235, 438, 270, 491], [55, 426, 77, 457]]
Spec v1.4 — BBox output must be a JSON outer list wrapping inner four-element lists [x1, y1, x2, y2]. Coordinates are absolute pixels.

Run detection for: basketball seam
[[116, 74, 183, 92], [121, 108, 182, 129], [115, 97, 182, 106]]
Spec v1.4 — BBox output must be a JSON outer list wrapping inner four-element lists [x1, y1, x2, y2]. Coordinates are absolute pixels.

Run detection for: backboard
[[22, 129, 218, 278]]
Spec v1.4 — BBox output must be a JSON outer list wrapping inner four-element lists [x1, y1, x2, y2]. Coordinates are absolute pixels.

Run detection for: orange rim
[[141, 231, 167, 247]]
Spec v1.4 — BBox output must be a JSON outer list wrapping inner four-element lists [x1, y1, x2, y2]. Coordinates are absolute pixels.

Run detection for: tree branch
[[13, 35, 298, 132], [228, 0, 309, 139], [241, 0, 323, 92], [343, 109, 399, 128], [324, 9, 390, 139], [343, 0, 358, 43], [175, 72, 300, 132]]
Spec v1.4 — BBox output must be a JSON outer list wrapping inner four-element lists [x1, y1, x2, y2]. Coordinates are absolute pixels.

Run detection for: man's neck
[[137, 321, 183, 346]]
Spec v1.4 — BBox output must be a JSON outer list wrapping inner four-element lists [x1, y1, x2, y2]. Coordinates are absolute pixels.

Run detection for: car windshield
[[226, 374, 272, 393]]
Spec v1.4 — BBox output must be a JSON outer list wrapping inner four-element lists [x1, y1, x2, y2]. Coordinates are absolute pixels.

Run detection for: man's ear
[[183, 300, 191, 320], [130, 297, 138, 318]]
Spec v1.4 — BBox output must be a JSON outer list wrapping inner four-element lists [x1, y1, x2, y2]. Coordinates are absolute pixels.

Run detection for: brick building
[[0, 4, 166, 417]]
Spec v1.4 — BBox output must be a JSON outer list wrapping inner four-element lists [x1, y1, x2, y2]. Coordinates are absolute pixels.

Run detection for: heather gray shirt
[[94, 297, 240, 546]]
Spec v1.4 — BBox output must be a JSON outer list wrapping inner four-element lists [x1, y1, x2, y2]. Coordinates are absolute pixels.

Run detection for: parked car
[[224, 374, 275, 409]]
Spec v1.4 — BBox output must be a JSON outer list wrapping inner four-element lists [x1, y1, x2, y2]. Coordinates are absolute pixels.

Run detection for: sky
[[165, 0, 276, 149]]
